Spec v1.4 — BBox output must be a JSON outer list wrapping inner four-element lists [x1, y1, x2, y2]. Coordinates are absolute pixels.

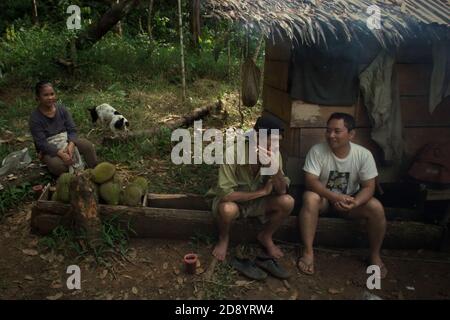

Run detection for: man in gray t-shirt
[[298, 113, 387, 279]]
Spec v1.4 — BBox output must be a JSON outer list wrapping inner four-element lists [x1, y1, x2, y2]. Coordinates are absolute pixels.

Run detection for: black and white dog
[[89, 103, 129, 135]]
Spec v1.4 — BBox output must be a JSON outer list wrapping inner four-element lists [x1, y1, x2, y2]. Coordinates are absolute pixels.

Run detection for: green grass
[[0, 182, 33, 219], [202, 263, 236, 300], [39, 215, 135, 266]]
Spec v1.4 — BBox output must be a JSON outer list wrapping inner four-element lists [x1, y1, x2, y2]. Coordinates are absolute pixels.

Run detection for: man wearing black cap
[[206, 115, 294, 261]]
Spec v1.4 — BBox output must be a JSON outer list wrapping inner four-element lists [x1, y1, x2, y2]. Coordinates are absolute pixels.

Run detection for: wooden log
[[69, 172, 102, 247], [102, 100, 223, 144], [31, 201, 444, 250], [147, 193, 210, 211]]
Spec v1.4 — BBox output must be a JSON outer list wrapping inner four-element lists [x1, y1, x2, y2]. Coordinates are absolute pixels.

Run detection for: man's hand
[[333, 198, 357, 212], [331, 194, 356, 212], [272, 170, 288, 195], [261, 178, 273, 196]]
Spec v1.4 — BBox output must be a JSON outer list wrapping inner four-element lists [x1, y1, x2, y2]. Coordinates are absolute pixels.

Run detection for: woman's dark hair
[[35, 81, 53, 96], [327, 112, 356, 132]]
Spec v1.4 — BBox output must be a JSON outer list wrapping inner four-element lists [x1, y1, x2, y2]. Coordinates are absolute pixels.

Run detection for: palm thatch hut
[[206, 0, 450, 210]]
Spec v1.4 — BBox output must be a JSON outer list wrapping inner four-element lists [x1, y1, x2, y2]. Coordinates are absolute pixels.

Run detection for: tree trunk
[[178, 0, 187, 102], [68, 171, 102, 248], [147, 0, 154, 39], [102, 100, 223, 144], [75, 0, 140, 50], [31, 0, 39, 25], [191, 0, 201, 49], [114, 0, 123, 37]]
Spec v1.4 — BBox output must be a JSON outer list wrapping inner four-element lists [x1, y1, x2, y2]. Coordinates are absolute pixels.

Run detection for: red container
[[184, 253, 198, 275]]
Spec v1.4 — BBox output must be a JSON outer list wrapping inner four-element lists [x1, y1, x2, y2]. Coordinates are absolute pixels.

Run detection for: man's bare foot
[[370, 254, 388, 279], [297, 252, 314, 275], [257, 232, 284, 259], [212, 237, 229, 261]]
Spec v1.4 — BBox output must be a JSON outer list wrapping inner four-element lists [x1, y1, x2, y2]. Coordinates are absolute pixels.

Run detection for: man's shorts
[[211, 196, 269, 224]]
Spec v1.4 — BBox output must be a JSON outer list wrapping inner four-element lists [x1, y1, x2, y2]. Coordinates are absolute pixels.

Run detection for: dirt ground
[[0, 203, 449, 300]]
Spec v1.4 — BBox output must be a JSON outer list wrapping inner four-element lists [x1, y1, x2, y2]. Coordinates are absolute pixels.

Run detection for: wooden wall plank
[[396, 45, 432, 64], [290, 100, 356, 128], [262, 85, 292, 123], [265, 33, 292, 62], [297, 128, 381, 160], [397, 64, 432, 96], [404, 127, 450, 157], [263, 59, 290, 92], [401, 96, 450, 127]]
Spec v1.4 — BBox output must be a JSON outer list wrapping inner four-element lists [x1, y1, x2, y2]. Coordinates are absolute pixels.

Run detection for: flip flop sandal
[[297, 257, 315, 276], [255, 256, 290, 279], [229, 257, 268, 281]]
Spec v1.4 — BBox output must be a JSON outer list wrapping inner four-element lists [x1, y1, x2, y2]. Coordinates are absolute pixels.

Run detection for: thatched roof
[[205, 0, 449, 47]]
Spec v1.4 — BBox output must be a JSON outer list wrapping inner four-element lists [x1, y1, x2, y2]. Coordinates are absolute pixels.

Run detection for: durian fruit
[[84, 168, 93, 181], [55, 172, 73, 203], [122, 184, 143, 206], [92, 162, 116, 184], [99, 181, 121, 205], [130, 177, 148, 194]]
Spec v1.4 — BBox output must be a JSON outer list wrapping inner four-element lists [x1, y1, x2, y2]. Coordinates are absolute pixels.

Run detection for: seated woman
[[29, 81, 98, 177]]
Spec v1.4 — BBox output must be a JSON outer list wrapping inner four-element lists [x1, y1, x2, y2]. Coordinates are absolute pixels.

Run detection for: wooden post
[[178, 0, 187, 102], [32, 0, 39, 26], [69, 171, 102, 248]]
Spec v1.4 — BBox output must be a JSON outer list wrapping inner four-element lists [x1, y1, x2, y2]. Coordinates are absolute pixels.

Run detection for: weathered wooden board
[[264, 60, 290, 92], [262, 84, 292, 123]]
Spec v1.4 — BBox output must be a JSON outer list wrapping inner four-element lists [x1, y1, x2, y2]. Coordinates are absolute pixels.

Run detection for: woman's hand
[[66, 142, 75, 159], [58, 149, 73, 166]]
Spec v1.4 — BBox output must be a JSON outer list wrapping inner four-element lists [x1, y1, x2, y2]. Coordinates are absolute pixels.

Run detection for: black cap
[[253, 115, 284, 134]]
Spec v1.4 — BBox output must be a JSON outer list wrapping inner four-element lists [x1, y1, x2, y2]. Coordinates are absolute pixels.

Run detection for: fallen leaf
[[16, 136, 30, 142], [99, 269, 108, 279], [22, 249, 38, 256], [283, 280, 291, 289], [128, 249, 137, 260], [50, 280, 63, 289], [195, 267, 204, 275], [289, 289, 298, 300], [132, 287, 138, 295], [406, 286, 415, 291], [24, 275, 34, 281], [177, 276, 184, 285], [163, 262, 168, 270], [173, 269, 180, 275], [235, 280, 252, 286], [46, 292, 63, 300], [276, 287, 288, 294], [28, 239, 39, 247], [196, 259, 201, 268], [328, 288, 343, 295]]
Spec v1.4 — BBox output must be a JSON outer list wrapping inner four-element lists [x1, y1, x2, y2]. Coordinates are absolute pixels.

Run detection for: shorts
[[211, 196, 269, 224]]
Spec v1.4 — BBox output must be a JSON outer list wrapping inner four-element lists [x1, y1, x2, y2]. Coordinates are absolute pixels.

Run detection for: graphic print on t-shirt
[[326, 171, 350, 194]]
